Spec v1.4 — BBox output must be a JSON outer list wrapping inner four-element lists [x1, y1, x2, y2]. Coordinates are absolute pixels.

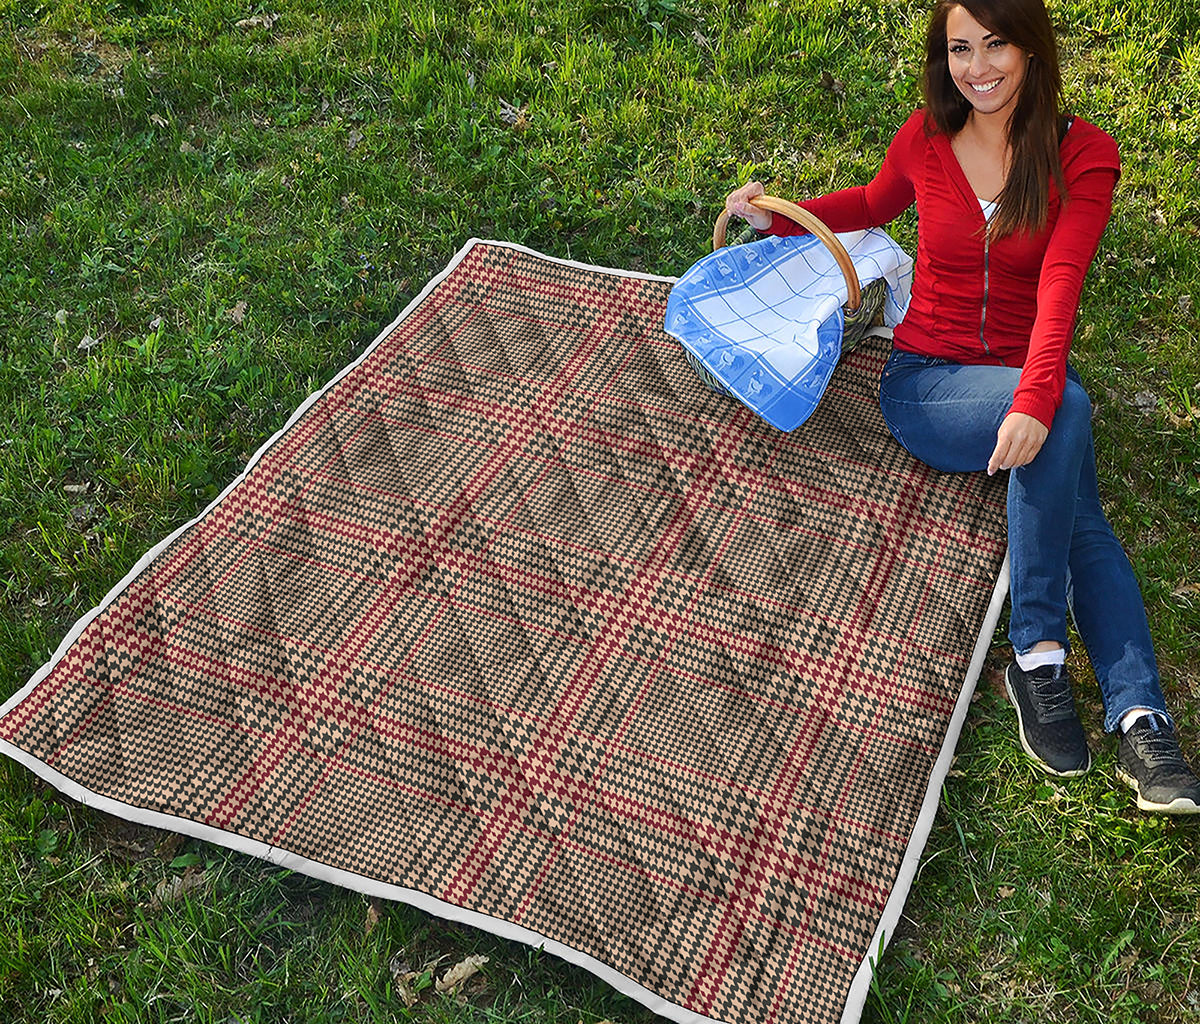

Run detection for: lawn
[[1, 0, 1198, 1021]]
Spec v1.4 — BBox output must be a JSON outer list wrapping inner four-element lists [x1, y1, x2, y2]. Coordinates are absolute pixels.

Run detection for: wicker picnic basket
[[682, 194, 887, 397]]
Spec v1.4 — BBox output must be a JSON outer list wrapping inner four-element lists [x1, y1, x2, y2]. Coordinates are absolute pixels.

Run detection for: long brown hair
[[923, 0, 1068, 238]]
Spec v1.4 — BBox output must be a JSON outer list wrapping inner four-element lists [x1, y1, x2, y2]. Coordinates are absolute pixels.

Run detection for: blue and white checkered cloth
[[665, 228, 914, 431]]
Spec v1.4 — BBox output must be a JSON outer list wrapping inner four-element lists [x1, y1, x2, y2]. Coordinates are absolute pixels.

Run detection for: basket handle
[[713, 195, 861, 312]]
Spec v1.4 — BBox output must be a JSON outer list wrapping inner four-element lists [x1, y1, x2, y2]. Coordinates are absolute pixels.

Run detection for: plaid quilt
[[0, 240, 1008, 1024]]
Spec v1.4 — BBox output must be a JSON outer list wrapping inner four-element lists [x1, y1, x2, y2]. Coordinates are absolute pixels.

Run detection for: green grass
[[2, 0, 1199, 1021]]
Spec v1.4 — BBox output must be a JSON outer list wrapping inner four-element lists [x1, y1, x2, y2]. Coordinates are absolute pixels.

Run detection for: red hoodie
[[766, 109, 1120, 429]]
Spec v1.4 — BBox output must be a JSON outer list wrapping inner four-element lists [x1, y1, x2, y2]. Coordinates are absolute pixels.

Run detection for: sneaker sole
[[1115, 765, 1200, 815], [1004, 669, 1092, 778]]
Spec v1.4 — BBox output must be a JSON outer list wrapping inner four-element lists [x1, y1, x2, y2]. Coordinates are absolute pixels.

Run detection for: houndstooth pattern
[[0, 243, 1006, 1024]]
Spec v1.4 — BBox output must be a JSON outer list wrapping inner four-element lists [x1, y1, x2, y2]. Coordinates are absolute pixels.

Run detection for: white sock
[[1015, 648, 1066, 672], [1120, 709, 1163, 733]]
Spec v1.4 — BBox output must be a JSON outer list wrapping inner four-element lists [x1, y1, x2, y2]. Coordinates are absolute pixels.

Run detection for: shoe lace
[[1030, 669, 1075, 718], [1134, 727, 1188, 770]]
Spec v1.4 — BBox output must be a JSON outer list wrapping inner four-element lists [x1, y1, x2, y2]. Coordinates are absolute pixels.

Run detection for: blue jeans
[[878, 348, 1168, 732]]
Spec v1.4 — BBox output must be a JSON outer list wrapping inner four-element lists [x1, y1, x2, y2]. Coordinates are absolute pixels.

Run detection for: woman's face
[[945, 5, 1030, 120]]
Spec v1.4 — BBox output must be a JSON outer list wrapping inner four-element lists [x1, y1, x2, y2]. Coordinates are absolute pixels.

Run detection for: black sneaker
[[1004, 662, 1092, 777], [1116, 716, 1200, 815]]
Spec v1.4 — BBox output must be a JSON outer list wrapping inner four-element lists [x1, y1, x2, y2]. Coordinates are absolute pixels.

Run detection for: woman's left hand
[[987, 412, 1049, 475]]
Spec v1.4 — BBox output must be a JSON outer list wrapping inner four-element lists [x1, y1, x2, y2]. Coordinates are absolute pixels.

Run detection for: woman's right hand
[[725, 181, 773, 232]]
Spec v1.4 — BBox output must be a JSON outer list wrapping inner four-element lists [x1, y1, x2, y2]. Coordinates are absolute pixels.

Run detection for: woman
[[725, 0, 1199, 814]]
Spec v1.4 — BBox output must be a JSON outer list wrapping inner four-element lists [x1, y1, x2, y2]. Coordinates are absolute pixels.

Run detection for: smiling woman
[[924, 0, 1065, 238], [725, 0, 1200, 816]]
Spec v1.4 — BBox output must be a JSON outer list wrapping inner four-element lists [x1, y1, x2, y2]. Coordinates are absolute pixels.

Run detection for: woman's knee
[[1032, 384, 1099, 470], [1046, 380, 1092, 448]]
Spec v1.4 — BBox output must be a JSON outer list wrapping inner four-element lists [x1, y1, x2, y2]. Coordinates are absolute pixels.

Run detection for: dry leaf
[[106, 838, 149, 861], [236, 12, 279, 30], [179, 140, 197, 154], [77, 333, 100, 351], [498, 98, 527, 128], [227, 300, 248, 324], [997, 886, 1015, 899], [436, 953, 488, 994], [393, 976, 419, 1007], [1132, 390, 1157, 414], [819, 71, 845, 95], [151, 867, 208, 908], [149, 113, 168, 128], [388, 953, 420, 1008], [364, 897, 382, 935]]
